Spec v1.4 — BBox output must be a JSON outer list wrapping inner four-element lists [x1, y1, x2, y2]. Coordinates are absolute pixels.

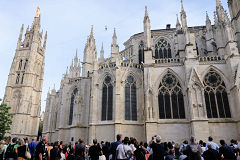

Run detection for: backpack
[[5, 144, 16, 158]]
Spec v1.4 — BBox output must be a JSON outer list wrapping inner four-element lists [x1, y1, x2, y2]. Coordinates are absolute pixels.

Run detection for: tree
[[0, 99, 13, 140], [38, 121, 43, 139]]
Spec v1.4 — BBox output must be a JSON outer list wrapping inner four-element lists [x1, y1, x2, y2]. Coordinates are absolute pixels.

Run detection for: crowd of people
[[0, 135, 240, 160]]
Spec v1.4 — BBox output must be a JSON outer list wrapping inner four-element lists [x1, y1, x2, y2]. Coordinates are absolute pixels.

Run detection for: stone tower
[[3, 7, 47, 138]]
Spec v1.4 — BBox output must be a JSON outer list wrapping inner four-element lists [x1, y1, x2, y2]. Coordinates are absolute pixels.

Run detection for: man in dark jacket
[[74, 139, 86, 160], [149, 136, 164, 160], [35, 136, 48, 160], [203, 143, 221, 160], [219, 140, 236, 160]]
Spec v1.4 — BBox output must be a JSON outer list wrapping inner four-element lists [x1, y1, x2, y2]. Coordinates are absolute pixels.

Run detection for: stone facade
[[43, 1, 240, 144], [3, 7, 47, 138]]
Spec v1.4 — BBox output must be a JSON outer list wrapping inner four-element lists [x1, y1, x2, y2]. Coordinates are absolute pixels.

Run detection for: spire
[[100, 43, 104, 61], [181, 0, 185, 15], [206, 11, 212, 29], [216, 0, 225, 23], [176, 14, 181, 30], [19, 24, 24, 40], [74, 49, 78, 66], [144, 6, 150, 23], [90, 25, 94, 38], [66, 66, 68, 75], [36, 6, 40, 17], [180, 0, 188, 30], [111, 28, 119, 56], [112, 28, 117, 45], [143, 6, 152, 50]]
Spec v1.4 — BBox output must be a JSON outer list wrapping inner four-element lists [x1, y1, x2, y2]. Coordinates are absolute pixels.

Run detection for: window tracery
[[203, 69, 231, 118], [138, 41, 144, 64], [69, 88, 78, 125], [102, 76, 113, 121], [125, 75, 137, 121], [155, 39, 172, 59], [158, 72, 185, 119]]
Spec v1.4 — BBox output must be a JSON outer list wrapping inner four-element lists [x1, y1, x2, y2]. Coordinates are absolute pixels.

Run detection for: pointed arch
[[101, 75, 113, 121], [203, 69, 231, 118], [157, 70, 185, 119], [125, 75, 137, 121], [69, 87, 78, 125], [154, 38, 172, 59], [202, 65, 230, 89]]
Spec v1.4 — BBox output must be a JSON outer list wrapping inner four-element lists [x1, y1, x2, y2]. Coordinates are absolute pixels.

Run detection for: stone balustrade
[[121, 62, 142, 69], [155, 57, 184, 64], [198, 55, 225, 63]]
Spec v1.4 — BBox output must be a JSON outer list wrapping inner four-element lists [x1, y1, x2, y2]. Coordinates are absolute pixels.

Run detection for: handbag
[[25, 145, 31, 159]]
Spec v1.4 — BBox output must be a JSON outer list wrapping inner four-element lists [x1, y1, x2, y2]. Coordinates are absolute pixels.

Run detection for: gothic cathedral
[[3, 0, 240, 143], [42, 0, 240, 143], [3, 7, 47, 138]]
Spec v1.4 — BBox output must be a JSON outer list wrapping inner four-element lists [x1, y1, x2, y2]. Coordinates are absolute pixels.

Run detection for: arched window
[[69, 88, 78, 125], [204, 69, 231, 118], [125, 75, 137, 121], [18, 59, 23, 70], [158, 72, 185, 119], [155, 39, 172, 59], [102, 76, 113, 121], [138, 41, 144, 64]]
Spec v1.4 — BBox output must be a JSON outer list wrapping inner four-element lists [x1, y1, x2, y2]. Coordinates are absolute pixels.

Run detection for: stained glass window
[[158, 72, 185, 119], [139, 41, 144, 64], [69, 88, 78, 125], [102, 76, 113, 121], [125, 75, 137, 121], [155, 39, 172, 59], [203, 69, 231, 118]]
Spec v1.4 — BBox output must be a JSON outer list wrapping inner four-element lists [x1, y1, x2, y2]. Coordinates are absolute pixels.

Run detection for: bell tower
[[3, 7, 47, 137]]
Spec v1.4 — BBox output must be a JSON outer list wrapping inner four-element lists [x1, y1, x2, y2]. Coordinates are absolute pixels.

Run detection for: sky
[[0, 0, 229, 113]]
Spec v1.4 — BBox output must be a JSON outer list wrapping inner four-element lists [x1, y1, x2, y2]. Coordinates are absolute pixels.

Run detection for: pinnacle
[[90, 25, 94, 37], [145, 6, 148, 17]]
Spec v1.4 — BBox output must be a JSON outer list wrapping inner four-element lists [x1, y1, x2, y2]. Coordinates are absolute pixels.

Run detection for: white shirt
[[116, 144, 132, 159], [205, 141, 219, 150]]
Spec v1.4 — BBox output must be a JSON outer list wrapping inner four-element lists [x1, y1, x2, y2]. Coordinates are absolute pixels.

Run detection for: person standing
[[205, 136, 219, 151], [0, 141, 5, 160], [116, 137, 133, 160], [110, 134, 122, 160], [203, 143, 221, 160], [89, 139, 101, 160], [17, 138, 28, 160], [35, 136, 48, 160], [74, 139, 86, 160], [5, 137, 18, 160], [149, 136, 164, 160], [186, 136, 202, 160], [50, 142, 60, 160], [28, 137, 38, 159], [219, 140, 236, 160]]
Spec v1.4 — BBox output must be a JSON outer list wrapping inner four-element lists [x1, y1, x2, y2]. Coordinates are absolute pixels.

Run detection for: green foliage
[[0, 99, 13, 140]]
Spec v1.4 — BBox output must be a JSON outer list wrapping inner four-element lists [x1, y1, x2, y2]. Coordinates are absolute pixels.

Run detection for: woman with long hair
[[17, 138, 27, 160]]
